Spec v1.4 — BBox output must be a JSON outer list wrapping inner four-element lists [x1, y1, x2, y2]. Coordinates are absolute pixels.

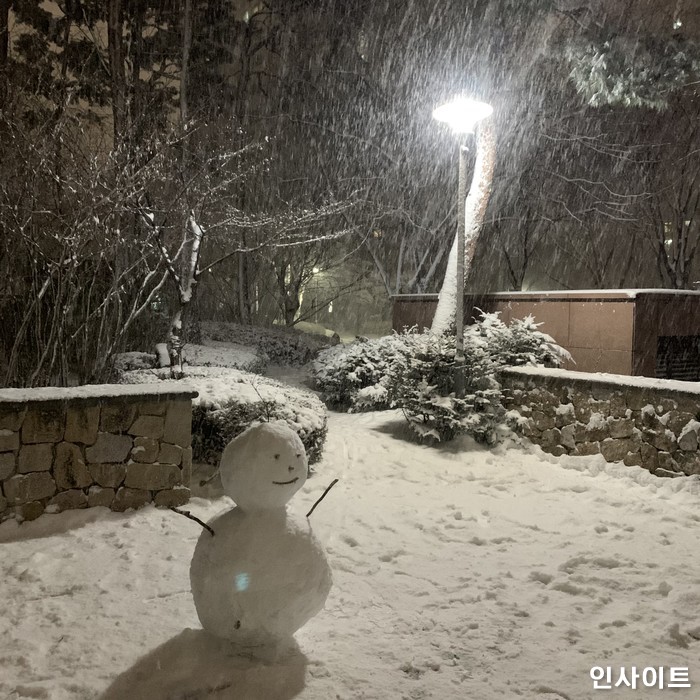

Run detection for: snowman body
[[190, 422, 332, 647]]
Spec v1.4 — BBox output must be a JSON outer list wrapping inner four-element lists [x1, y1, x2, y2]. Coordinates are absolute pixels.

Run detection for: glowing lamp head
[[432, 97, 493, 134]]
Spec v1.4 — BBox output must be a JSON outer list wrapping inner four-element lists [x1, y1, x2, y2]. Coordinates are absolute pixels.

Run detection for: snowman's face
[[219, 422, 308, 511]]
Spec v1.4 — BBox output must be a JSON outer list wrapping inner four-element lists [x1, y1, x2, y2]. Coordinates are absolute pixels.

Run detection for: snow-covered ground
[[1, 410, 699, 699]]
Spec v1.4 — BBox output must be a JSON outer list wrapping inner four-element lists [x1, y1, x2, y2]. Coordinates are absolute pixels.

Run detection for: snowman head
[[219, 421, 308, 511]]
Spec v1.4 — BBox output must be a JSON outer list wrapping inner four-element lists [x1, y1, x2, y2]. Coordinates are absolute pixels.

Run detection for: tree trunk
[[107, 0, 126, 144], [180, 0, 193, 127], [0, 0, 10, 107], [432, 119, 496, 334]]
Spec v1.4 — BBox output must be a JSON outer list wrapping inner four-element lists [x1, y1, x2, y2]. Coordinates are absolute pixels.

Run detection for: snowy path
[[1, 410, 699, 699]]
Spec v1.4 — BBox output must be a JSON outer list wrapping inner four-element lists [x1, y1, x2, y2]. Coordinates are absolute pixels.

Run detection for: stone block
[[626, 389, 651, 411], [678, 425, 699, 452], [129, 415, 164, 439], [667, 412, 696, 437], [554, 404, 575, 428], [48, 489, 88, 512], [86, 433, 133, 463], [560, 424, 576, 450], [657, 452, 680, 473], [3, 472, 56, 504], [0, 408, 25, 431], [131, 436, 158, 463], [15, 500, 45, 521], [100, 403, 137, 433], [600, 438, 637, 463], [540, 428, 561, 449], [0, 429, 19, 452], [532, 411, 555, 431], [640, 443, 658, 471], [0, 451, 15, 480], [547, 445, 567, 457], [574, 423, 608, 443], [609, 418, 634, 439], [655, 398, 678, 414], [650, 430, 677, 453], [54, 442, 92, 490], [111, 487, 151, 512], [679, 454, 700, 476], [163, 401, 192, 447], [18, 443, 53, 473], [22, 408, 64, 444], [158, 443, 182, 466], [181, 447, 192, 486], [154, 486, 190, 508], [655, 467, 684, 479], [574, 441, 600, 456], [87, 486, 115, 508], [623, 452, 643, 467], [125, 463, 181, 491], [64, 404, 100, 445], [139, 400, 169, 416], [88, 463, 126, 489], [608, 394, 628, 419]]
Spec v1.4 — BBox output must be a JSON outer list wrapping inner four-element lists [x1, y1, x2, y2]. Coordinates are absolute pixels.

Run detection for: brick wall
[[0, 385, 197, 522]]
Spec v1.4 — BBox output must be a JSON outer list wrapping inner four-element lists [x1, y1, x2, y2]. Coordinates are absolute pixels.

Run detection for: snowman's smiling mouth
[[272, 477, 299, 485]]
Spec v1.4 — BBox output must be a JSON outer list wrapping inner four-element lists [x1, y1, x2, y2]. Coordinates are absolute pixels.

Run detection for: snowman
[[189, 421, 332, 650]]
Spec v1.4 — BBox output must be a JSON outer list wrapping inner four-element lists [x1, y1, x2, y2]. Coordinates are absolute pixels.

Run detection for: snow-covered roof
[[392, 289, 700, 301], [501, 366, 700, 395], [0, 383, 198, 405]]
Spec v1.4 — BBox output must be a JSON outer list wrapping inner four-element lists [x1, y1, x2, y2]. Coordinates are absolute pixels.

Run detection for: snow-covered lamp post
[[431, 97, 495, 397]]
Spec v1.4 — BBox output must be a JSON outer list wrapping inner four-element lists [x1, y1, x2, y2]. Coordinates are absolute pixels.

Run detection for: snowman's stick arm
[[170, 506, 215, 536], [306, 478, 339, 518]]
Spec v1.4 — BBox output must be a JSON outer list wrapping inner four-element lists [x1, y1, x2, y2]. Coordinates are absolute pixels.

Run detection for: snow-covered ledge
[[499, 367, 700, 478], [0, 384, 198, 522]]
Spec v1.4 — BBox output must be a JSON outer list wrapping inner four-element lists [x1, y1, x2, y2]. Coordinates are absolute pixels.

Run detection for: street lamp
[[431, 97, 495, 397]]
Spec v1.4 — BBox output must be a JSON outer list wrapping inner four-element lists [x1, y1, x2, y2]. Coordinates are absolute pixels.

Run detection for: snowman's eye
[[296, 453, 301, 458], [274, 454, 280, 460]]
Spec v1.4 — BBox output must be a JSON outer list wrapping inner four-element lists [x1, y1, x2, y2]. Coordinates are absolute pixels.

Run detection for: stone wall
[[499, 367, 700, 478], [0, 384, 198, 522]]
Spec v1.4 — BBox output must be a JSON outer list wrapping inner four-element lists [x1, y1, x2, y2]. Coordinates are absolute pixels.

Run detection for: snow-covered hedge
[[313, 313, 568, 442], [121, 366, 327, 465], [113, 341, 265, 378], [202, 321, 333, 366]]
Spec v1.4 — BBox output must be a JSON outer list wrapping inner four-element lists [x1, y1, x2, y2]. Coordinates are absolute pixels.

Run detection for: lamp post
[[431, 97, 495, 397]]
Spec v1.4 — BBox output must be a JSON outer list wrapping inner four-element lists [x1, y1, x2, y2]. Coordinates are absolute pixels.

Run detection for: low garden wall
[[0, 384, 198, 522], [499, 367, 700, 477]]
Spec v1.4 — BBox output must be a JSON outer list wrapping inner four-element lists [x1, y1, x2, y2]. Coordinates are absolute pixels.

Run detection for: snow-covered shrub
[[201, 321, 332, 366], [387, 333, 503, 443], [313, 333, 414, 410], [112, 351, 158, 374], [121, 366, 327, 465], [466, 311, 572, 368], [183, 342, 267, 374]]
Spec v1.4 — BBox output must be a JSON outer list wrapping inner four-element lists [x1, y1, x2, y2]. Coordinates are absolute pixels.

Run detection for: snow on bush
[[313, 312, 569, 443], [201, 321, 333, 366], [313, 333, 412, 410], [121, 366, 327, 465]]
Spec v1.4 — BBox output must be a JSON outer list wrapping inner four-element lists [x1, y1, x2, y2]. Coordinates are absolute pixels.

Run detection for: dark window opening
[[656, 335, 700, 381]]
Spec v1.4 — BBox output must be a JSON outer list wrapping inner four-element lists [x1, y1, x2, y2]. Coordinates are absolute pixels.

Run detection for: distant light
[[673, 18, 683, 30], [665, 239, 673, 246], [235, 573, 250, 591], [312, 267, 320, 274], [433, 97, 493, 134]]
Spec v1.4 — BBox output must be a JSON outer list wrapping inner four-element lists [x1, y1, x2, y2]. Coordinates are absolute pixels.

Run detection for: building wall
[[0, 385, 197, 522], [392, 291, 700, 378]]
